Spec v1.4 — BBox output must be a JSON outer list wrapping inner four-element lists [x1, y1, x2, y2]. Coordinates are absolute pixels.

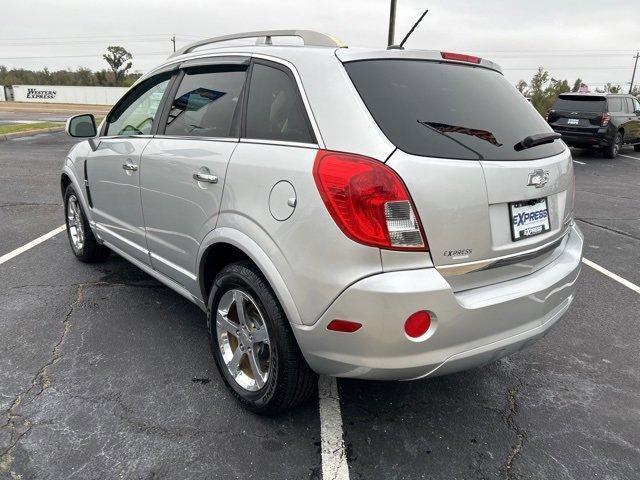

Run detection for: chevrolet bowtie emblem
[[527, 169, 550, 188]]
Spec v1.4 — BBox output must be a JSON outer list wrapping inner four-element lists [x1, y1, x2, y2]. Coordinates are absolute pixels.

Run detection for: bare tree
[[103, 46, 133, 86]]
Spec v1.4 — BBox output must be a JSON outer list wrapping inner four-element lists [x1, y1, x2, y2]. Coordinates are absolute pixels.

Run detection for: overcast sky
[[1, 0, 638, 88]]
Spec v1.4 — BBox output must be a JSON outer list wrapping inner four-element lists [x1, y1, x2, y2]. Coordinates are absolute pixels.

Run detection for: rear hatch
[[547, 94, 606, 135], [342, 55, 574, 290]]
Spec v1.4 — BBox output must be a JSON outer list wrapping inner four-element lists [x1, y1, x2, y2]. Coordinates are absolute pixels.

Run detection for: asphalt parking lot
[[1, 132, 639, 479]]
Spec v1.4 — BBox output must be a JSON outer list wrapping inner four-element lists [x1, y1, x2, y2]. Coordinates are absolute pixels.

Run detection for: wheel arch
[[61, 172, 72, 197], [197, 227, 303, 325], [60, 166, 94, 224]]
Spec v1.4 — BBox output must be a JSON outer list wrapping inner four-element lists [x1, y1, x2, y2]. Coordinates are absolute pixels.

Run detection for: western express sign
[[26, 88, 57, 99]]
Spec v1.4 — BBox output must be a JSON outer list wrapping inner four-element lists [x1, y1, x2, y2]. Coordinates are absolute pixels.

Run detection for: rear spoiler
[[336, 49, 502, 74]]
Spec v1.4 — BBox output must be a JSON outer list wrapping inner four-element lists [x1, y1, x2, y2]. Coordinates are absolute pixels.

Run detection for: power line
[[0, 52, 167, 60], [502, 66, 633, 70], [0, 33, 173, 41]]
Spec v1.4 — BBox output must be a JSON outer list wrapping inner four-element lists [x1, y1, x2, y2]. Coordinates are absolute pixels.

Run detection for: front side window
[[634, 98, 640, 113], [164, 66, 247, 138], [245, 63, 314, 144], [105, 74, 170, 136]]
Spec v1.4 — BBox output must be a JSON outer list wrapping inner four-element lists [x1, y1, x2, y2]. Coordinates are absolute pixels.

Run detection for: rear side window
[[164, 66, 247, 138], [345, 59, 565, 161], [607, 97, 624, 112], [245, 63, 314, 144], [552, 96, 607, 113], [624, 98, 634, 113]]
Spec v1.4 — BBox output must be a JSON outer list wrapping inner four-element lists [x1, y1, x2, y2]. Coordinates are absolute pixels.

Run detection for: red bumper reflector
[[327, 319, 362, 333], [404, 311, 431, 338]]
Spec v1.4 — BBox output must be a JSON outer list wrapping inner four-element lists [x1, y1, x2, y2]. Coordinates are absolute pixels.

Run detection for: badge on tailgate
[[509, 198, 550, 241]]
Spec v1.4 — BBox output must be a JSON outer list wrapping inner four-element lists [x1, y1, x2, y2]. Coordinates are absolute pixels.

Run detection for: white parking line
[[573, 160, 586, 165], [0, 225, 65, 266], [618, 153, 640, 161], [318, 376, 350, 480], [582, 258, 640, 295]]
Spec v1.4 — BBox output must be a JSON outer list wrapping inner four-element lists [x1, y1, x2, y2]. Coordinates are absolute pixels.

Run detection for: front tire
[[208, 261, 317, 414], [634, 144, 640, 152], [604, 132, 622, 159], [64, 184, 110, 263]]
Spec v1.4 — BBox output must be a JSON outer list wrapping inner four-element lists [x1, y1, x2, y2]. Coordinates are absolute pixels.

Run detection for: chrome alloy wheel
[[216, 289, 271, 391], [67, 194, 85, 251]]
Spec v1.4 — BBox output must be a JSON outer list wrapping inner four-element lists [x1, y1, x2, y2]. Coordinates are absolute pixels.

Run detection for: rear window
[[552, 96, 607, 113], [345, 59, 563, 161]]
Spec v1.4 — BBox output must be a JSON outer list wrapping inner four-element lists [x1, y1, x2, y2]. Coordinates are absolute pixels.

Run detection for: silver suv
[[62, 30, 583, 413]]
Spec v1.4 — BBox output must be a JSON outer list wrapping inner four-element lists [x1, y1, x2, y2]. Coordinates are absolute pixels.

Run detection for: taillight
[[313, 150, 428, 251], [601, 113, 611, 127], [441, 51, 481, 64]]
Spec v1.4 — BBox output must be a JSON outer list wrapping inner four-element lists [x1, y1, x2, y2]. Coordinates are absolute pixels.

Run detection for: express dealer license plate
[[509, 198, 550, 241]]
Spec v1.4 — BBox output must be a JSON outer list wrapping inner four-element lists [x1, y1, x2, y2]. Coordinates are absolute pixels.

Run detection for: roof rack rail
[[171, 30, 345, 57]]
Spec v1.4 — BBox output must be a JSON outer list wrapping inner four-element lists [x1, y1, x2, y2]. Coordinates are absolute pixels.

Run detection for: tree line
[[517, 67, 640, 115], [0, 46, 142, 88]]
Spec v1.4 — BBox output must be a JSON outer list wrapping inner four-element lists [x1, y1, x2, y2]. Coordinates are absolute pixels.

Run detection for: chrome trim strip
[[95, 223, 148, 254], [239, 138, 319, 149], [437, 228, 571, 277], [152, 134, 238, 143], [149, 252, 197, 281], [98, 135, 154, 140]]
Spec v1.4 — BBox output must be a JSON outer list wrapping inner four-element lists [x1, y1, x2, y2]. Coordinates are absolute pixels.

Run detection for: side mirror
[[66, 114, 97, 138]]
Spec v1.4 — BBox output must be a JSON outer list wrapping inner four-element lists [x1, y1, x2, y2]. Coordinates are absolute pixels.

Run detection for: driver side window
[[105, 74, 171, 136]]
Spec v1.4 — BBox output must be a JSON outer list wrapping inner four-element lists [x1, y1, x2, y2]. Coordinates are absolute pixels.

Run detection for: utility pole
[[171, 35, 176, 53], [630, 51, 639, 94], [388, 0, 397, 47]]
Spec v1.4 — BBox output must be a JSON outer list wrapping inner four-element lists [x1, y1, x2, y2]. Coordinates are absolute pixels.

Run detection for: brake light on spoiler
[[441, 51, 481, 64]]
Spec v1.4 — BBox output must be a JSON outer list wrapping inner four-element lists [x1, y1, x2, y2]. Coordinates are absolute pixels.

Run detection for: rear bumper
[[293, 224, 583, 380], [552, 127, 612, 147]]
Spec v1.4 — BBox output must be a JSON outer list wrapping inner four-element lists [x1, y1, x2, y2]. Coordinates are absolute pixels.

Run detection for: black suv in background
[[547, 93, 640, 158]]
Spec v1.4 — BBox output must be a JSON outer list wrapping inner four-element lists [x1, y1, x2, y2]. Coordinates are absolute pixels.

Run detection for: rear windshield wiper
[[514, 132, 561, 152]]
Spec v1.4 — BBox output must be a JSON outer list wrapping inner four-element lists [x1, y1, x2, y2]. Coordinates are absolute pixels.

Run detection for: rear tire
[[208, 261, 317, 414], [604, 132, 622, 159], [64, 184, 110, 263]]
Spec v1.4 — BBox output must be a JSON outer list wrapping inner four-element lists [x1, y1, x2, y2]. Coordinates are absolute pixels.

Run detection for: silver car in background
[[62, 30, 583, 414]]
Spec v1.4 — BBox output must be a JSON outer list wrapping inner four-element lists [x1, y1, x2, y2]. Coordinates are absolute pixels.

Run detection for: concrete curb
[[0, 126, 65, 141]]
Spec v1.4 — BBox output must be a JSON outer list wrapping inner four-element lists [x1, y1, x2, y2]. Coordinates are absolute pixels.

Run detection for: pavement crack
[[0, 280, 103, 474], [575, 217, 640, 242], [501, 380, 526, 480]]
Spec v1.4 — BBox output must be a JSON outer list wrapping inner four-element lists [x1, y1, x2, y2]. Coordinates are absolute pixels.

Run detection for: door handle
[[122, 163, 138, 172], [193, 172, 218, 184]]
